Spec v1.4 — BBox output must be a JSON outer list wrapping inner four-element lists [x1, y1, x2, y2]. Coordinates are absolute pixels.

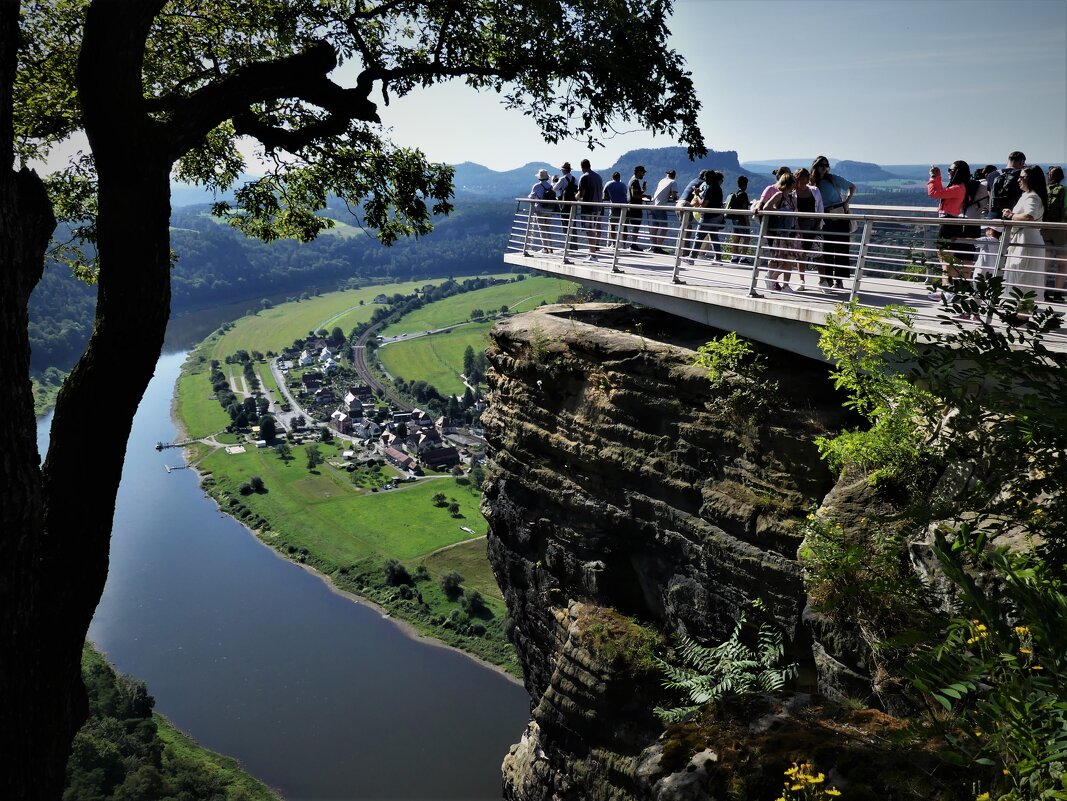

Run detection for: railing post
[[521, 200, 534, 255], [985, 222, 1014, 325], [848, 218, 874, 302], [611, 208, 625, 274], [748, 214, 770, 297], [561, 204, 577, 264], [671, 210, 691, 284]]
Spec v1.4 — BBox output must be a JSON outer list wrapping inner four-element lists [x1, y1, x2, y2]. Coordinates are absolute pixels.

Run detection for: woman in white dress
[[1002, 165, 1048, 303]]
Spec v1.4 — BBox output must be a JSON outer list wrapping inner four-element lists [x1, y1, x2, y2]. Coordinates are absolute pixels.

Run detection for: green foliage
[[693, 332, 778, 420], [910, 528, 1067, 801], [799, 510, 930, 641], [654, 611, 797, 724], [382, 558, 412, 587], [304, 443, 323, 470], [814, 302, 940, 486], [439, 571, 465, 600], [815, 286, 1067, 800], [459, 588, 486, 615]]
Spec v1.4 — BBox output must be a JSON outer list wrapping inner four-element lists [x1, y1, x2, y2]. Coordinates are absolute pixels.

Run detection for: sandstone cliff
[[482, 304, 960, 801]]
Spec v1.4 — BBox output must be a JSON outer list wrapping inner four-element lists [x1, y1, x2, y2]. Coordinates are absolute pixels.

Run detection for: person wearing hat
[[553, 162, 578, 219], [527, 168, 558, 254], [650, 169, 680, 254], [623, 165, 650, 251]]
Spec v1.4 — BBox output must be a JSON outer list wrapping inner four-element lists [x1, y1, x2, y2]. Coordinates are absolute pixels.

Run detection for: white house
[[298, 349, 315, 367], [319, 346, 333, 363]]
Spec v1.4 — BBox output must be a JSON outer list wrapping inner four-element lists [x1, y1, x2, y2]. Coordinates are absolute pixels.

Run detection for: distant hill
[[832, 160, 901, 182]]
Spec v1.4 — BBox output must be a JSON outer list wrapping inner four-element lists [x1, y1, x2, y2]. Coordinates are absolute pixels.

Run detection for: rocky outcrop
[[482, 304, 961, 800]]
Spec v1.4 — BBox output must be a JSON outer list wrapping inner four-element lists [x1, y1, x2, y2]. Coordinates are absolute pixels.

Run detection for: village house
[[330, 409, 353, 434], [353, 417, 380, 440], [383, 447, 415, 471], [409, 408, 434, 430], [314, 387, 336, 405], [435, 415, 457, 435], [298, 349, 315, 367], [419, 445, 460, 470]]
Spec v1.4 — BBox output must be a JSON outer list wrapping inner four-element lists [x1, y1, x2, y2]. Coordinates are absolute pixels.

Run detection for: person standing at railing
[[649, 169, 679, 255], [603, 171, 628, 247], [927, 161, 976, 297], [725, 175, 752, 265], [685, 170, 725, 263], [1042, 166, 1065, 302], [792, 168, 824, 291], [527, 168, 560, 254], [577, 159, 606, 263], [811, 157, 854, 289], [756, 172, 799, 292], [624, 165, 650, 251], [1003, 165, 1048, 307], [989, 151, 1026, 220], [553, 162, 579, 244]]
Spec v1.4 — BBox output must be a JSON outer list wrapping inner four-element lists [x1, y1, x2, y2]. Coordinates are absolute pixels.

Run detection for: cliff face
[[481, 305, 956, 800]]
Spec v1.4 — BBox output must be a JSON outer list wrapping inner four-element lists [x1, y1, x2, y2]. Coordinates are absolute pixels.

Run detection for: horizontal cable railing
[[506, 197, 1067, 337]]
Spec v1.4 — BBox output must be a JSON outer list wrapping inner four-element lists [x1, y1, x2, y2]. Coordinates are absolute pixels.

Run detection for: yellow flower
[[1019, 647, 1031, 655], [806, 772, 826, 784], [790, 783, 805, 791], [1033, 664, 1044, 670], [976, 793, 991, 801], [826, 789, 842, 798], [1014, 626, 1030, 635], [785, 764, 800, 778]]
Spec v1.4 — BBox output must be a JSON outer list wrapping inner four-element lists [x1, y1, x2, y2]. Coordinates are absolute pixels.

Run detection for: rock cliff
[[482, 304, 960, 801]]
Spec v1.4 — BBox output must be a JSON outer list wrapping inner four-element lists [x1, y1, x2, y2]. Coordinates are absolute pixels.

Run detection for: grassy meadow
[[378, 323, 492, 396], [207, 282, 429, 361], [381, 275, 577, 336]]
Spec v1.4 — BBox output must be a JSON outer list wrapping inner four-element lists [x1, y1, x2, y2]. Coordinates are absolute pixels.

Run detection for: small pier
[[155, 439, 195, 451]]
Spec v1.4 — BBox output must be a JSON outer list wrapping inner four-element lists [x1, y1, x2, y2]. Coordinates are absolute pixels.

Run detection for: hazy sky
[[369, 0, 1067, 170]]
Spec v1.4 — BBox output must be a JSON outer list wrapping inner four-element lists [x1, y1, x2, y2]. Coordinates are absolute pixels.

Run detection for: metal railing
[[507, 197, 1067, 334]]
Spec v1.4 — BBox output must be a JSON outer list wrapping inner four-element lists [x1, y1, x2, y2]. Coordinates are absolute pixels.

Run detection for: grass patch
[[209, 282, 430, 361], [155, 717, 280, 800], [382, 275, 576, 336], [420, 537, 501, 602], [378, 324, 492, 396], [175, 352, 231, 437]]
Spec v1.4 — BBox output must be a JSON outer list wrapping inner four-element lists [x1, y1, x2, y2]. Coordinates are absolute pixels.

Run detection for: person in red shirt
[[928, 160, 975, 293]]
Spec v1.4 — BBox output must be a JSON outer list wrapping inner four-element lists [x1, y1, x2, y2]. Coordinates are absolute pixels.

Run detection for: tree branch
[[163, 40, 377, 159]]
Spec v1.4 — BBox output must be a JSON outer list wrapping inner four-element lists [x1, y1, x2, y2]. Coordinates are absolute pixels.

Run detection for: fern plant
[[654, 613, 798, 723]]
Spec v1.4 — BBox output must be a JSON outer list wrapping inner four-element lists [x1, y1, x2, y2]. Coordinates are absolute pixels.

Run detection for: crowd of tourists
[[525, 151, 1066, 299]]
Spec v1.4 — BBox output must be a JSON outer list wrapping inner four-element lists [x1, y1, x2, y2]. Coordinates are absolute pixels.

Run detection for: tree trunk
[[1, 3, 173, 798]]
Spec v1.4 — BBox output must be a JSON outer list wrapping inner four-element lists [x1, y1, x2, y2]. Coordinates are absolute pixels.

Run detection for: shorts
[[1044, 229, 1067, 249]]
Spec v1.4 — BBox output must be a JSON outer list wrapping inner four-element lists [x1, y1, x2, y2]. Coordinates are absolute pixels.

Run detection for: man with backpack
[[527, 168, 559, 254], [725, 176, 752, 264], [989, 151, 1026, 220]]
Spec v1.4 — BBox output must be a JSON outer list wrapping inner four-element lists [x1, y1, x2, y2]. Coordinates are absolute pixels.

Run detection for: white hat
[[536, 169, 549, 180]]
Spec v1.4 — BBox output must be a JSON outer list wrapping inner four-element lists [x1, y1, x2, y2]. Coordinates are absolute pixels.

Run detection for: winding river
[[39, 350, 530, 801]]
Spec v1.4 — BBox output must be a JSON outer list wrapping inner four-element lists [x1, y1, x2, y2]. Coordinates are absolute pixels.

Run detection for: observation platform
[[503, 199, 1067, 359]]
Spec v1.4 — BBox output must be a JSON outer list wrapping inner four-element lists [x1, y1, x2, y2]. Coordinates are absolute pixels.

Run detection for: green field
[[378, 323, 492, 396], [175, 351, 231, 437], [381, 275, 576, 336], [208, 282, 429, 360], [200, 444, 484, 562]]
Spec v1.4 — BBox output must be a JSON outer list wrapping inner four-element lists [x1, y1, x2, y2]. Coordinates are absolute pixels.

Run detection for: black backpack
[[541, 184, 562, 213], [991, 169, 1022, 215], [560, 174, 578, 204]]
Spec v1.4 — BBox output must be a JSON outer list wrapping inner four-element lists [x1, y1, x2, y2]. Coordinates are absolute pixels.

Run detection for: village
[[217, 328, 485, 490]]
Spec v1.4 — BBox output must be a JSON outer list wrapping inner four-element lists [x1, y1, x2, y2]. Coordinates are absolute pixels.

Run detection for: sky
[[367, 0, 1067, 171]]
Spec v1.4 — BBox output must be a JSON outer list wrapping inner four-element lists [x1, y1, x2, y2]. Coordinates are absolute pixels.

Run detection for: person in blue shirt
[[603, 171, 628, 247], [811, 156, 855, 288]]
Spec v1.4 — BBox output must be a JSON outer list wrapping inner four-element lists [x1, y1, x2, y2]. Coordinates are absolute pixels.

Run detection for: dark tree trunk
[[1, 3, 172, 798]]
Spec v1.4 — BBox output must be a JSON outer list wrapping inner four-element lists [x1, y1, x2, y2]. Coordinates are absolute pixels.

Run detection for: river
[[38, 350, 530, 801]]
